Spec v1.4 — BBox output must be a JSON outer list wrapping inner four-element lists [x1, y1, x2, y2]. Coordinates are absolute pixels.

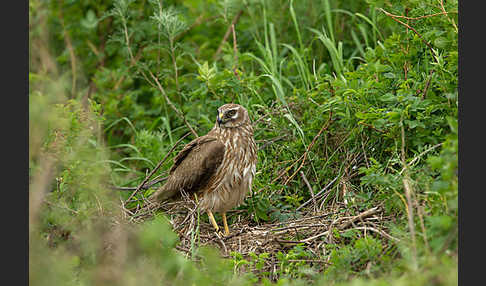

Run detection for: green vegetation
[[29, 0, 457, 285]]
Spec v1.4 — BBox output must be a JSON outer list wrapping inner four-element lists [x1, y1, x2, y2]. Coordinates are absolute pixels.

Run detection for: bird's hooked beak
[[217, 111, 224, 126]]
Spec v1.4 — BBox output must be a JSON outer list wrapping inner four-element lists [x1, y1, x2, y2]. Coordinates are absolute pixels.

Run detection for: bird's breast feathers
[[199, 124, 257, 212]]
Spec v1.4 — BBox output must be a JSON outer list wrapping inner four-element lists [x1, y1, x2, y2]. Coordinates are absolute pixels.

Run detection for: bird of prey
[[149, 103, 257, 236]]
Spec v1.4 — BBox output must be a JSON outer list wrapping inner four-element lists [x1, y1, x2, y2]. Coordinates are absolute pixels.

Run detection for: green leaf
[[81, 10, 98, 29], [434, 37, 449, 49], [383, 72, 395, 79]]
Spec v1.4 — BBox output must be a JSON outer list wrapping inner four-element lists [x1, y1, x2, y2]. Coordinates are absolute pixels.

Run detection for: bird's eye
[[226, 110, 237, 117]]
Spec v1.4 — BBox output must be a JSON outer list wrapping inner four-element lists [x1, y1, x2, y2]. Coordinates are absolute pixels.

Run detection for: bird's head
[[216, 104, 250, 128]]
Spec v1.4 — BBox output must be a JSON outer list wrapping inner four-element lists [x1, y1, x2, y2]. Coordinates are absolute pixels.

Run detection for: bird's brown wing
[[149, 136, 225, 203]]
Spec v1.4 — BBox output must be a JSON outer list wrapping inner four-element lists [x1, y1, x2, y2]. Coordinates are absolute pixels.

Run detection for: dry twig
[[213, 10, 244, 61], [124, 132, 191, 204], [276, 112, 333, 186], [231, 23, 240, 80], [296, 174, 339, 212], [338, 207, 380, 230], [438, 0, 458, 33], [149, 71, 198, 137], [400, 118, 418, 269], [300, 171, 317, 212], [380, 8, 439, 64]]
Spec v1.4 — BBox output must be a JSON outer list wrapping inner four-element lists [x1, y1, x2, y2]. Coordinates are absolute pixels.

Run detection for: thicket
[[29, 0, 458, 285]]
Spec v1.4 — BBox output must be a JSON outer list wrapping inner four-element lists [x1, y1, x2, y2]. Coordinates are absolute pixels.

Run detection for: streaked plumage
[[149, 104, 257, 235]]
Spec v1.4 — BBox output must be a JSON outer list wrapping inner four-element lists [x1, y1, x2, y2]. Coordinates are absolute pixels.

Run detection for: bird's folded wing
[[149, 136, 225, 202]]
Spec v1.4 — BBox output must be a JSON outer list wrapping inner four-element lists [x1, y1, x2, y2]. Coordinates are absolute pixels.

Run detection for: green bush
[[30, 0, 457, 285]]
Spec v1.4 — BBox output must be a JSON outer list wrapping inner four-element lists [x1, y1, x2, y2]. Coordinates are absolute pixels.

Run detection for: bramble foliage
[[30, 0, 457, 285]]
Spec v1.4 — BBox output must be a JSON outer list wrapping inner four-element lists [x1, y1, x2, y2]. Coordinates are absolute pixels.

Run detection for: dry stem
[[400, 118, 418, 269], [300, 171, 317, 212], [29, 155, 57, 235], [380, 8, 439, 64], [58, 0, 77, 97], [231, 23, 241, 81], [280, 112, 333, 187], [213, 10, 244, 61], [438, 0, 458, 33], [124, 132, 191, 204], [296, 174, 339, 212]]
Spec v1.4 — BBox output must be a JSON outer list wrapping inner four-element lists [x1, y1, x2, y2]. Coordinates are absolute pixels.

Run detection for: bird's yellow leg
[[222, 212, 230, 236], [207, 210, 220, 232]]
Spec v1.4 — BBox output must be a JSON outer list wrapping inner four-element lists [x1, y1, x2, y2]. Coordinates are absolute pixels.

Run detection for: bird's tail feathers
[[148, 185, 179, 203]]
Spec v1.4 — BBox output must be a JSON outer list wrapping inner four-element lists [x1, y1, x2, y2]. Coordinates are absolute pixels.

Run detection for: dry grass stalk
[[29, 154, 57, 237], [438, 0, 458, 33], [300, 171, 317, 213], [58, 0, 77, 97], [94, 215, 128, 285], [400, 119, 418, 269], [213, 10, 244, 61], [231, 23, 240, 81], [416, 201, 431, 254], [296, 174, 339, 212]]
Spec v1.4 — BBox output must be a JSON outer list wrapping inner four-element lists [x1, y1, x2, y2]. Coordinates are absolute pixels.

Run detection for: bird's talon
[[216, 230, 225, 237]]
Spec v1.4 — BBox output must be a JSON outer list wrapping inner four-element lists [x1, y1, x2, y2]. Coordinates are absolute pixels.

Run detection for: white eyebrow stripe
[[228, 108, 239, 119]]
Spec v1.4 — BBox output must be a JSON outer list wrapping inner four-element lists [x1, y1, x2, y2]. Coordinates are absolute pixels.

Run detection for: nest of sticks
[[123, 187, 400, 279]]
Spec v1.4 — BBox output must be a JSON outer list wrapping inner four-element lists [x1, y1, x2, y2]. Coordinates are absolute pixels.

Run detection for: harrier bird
[[149, 104, 257, 236]]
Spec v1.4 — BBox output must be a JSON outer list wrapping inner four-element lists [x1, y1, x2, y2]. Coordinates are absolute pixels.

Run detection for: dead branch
[[29, 155, 57, 234], [378, 10, 455, 21], [257, 135, 289, 151], [338, 207, 380, 230], [398, 142, 443, 175], [175, 15, 219, 41]]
